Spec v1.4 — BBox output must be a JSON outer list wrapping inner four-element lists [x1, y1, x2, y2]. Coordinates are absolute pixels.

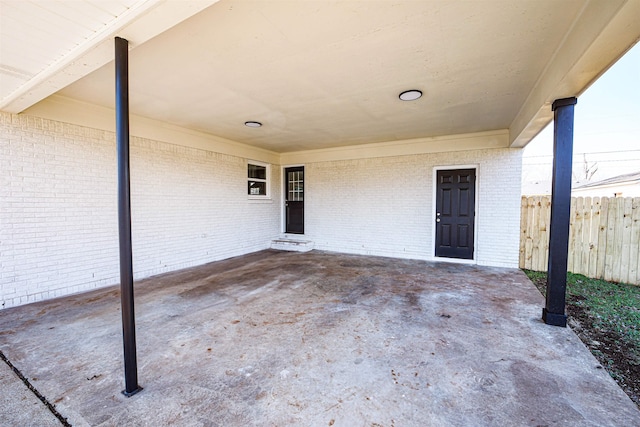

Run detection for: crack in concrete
[[0, 349, 71, 426]]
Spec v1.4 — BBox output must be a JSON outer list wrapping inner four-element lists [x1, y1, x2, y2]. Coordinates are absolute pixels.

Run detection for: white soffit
[[0, 0, 219, 112]]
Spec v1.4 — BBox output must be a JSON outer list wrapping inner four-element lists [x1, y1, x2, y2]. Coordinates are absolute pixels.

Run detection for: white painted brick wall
[[474, 149, 523, 268], [1, 109, 523, 309], [304, 148, 522, 268], [1, 112, 280, 309]]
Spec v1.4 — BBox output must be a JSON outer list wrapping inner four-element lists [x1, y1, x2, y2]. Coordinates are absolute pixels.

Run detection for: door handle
[[436, 218, 440, 222]]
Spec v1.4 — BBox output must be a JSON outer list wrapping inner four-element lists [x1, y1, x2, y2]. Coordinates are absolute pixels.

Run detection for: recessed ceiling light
[[399, 90, 422, 101], [244, 121, 262, 128]]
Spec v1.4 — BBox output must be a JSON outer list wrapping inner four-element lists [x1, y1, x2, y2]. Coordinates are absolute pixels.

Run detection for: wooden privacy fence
[[520, 196, 640, 285]]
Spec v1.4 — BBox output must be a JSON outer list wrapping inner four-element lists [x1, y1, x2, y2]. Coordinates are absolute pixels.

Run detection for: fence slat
[[540, 196, 550, 270], [612, 198, 626, 282], [580, 197, 592, 276], [597, 197, 609, 279], [527, 198, 538, 268], [631, 198, 640, 284], [519, 196, 527, 269], [604, 199, 618, 281], [524, 196, 535, 270], [571, 197, 583, 273], [588, 197, 601, 278], [520, 195, 639, 285], [531, 196, 541, 271], [567, 198, 577, 273], [620, 198, 634, 284]]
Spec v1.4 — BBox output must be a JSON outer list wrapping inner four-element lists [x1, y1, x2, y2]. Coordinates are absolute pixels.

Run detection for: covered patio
[[1, 250, 638, 426]]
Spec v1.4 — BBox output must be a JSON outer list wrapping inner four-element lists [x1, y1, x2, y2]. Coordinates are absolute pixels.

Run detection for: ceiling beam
[[0, 0, 219, 114], [509, 0, 640, 148]]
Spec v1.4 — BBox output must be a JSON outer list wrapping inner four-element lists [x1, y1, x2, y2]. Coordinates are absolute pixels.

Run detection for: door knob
[[436, 218, 440, 222]]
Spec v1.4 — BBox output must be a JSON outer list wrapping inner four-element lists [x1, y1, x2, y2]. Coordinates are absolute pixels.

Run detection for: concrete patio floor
[[1, 250, 639, 426]]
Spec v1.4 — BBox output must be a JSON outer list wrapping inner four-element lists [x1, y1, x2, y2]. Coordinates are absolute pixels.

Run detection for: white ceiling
[[2, 0, 639, 153]]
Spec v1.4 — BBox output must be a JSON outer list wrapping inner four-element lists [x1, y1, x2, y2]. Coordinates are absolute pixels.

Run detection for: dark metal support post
[[116, 36, 142, 396], [542, 97, 577, 327]]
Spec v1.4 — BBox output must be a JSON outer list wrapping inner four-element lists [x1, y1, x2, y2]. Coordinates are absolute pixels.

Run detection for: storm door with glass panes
[[285, 166, 304, 234]]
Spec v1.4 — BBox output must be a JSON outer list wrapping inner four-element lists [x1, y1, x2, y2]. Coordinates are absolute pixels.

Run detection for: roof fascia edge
[[509, 0, 640, 148], [0, 0, 220, 114]]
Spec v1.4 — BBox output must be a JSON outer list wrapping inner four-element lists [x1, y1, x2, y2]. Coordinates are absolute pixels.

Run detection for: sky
[[522, 41, 640, 190]]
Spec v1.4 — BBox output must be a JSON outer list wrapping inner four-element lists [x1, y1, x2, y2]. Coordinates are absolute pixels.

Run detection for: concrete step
[[271, 238, 314, 252]]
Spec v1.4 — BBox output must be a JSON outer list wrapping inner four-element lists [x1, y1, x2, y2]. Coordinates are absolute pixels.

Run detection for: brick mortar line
[[0, 349, 71, 426]]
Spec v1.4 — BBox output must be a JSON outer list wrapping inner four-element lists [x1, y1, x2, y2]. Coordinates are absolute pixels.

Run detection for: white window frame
[[248, 160, 271, 199]]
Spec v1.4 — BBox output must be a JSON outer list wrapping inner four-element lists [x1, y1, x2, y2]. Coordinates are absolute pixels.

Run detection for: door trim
[[431, 165, 479, 263], [281, 164, 305, 234]]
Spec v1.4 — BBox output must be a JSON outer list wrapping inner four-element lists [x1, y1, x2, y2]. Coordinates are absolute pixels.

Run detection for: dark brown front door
[[285, 166, 304, 234], [435, 169, 475, 259]]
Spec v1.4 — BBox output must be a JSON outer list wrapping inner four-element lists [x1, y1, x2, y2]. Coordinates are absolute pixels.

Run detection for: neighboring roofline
[[573, 171, 640, 189]]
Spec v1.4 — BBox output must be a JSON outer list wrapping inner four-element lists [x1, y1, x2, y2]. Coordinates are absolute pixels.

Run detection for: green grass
[[525, 270, 640, 362]]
